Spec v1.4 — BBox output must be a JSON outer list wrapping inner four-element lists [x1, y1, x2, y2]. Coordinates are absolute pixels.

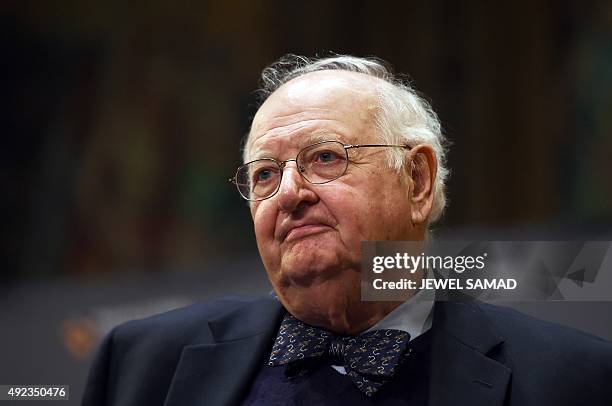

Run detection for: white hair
[[245, 54, 449, 223]]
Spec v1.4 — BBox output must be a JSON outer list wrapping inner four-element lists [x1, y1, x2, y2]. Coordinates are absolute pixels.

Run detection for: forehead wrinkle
[[255, 108, 337, 133], [249, 126, 341, 161], [248, 110, 337, 151], [256, 118, 337, 141]]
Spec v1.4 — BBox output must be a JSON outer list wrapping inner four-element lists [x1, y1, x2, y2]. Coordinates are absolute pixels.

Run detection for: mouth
[[284, 224, 333, 243]]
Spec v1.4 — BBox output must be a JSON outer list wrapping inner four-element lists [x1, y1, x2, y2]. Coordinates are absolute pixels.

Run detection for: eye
[[252, 166, 279, 183], [258, 169, 272, 180], [315, 150, 341, 163]]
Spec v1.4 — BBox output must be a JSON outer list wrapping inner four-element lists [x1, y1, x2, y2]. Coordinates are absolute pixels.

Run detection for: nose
[[277, 161, 318, 212]]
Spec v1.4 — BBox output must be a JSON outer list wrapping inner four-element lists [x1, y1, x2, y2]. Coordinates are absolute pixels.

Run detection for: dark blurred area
[[1, 1, 611, 404]]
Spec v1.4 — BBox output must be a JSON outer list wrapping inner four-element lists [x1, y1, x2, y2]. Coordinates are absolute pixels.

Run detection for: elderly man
[[82, 55, 612, 406]]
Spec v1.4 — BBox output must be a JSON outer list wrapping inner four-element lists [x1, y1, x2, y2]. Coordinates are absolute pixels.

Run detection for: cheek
[[326, 185, 410, 241], [251, 203, 278, 253], [379, 196, 413, 239], [321, 189, 368, 242]]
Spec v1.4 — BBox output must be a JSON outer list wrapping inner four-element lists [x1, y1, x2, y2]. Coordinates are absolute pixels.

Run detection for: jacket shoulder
[[475, 301, 612, 352], [111, 296, 253, 347], [474, 301, 612, 397], [82, 296, 269, 406]]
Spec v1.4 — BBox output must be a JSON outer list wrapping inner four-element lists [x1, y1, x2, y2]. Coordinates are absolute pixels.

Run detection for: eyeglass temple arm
[[344, 144, 412, 150]]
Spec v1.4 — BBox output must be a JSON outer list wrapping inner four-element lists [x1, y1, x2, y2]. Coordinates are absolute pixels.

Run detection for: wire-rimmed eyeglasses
[[229, 140, 411, 201]]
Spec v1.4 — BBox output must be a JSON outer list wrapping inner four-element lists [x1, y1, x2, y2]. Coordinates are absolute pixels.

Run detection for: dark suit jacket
[[82, 296, 612, 406]]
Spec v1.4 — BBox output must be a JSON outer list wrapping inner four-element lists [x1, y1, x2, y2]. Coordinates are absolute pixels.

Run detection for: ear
[[407, 145, 437, 225]]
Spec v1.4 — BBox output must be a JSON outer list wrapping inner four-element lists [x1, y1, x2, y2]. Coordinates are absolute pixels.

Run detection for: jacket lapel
[[428, 300, 511, 406], [163, 297, 284, 406]]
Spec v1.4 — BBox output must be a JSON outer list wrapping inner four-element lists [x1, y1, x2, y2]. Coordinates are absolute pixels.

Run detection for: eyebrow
[[249, 130, 341, 161]]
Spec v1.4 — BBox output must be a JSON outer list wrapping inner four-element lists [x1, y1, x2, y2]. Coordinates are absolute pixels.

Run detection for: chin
[[280, 260, 340, 287], [279, 247, 346, 286]]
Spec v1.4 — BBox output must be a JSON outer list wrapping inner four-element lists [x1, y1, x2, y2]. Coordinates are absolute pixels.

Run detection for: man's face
[[247, 71, 422, 330]]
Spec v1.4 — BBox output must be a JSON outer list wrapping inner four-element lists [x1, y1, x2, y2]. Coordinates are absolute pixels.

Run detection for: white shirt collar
[[364, 284, 435, 341]]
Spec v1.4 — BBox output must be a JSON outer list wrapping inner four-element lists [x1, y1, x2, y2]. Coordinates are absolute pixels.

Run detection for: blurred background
[[1, 1, 611, 404]]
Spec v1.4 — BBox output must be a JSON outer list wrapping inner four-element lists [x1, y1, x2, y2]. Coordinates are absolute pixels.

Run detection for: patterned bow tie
[[268, 313, 411, 396]]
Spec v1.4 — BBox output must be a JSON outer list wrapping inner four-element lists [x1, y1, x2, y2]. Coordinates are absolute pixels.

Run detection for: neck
[[277, 282, 404, 335], [326, 300, 404, 335]]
